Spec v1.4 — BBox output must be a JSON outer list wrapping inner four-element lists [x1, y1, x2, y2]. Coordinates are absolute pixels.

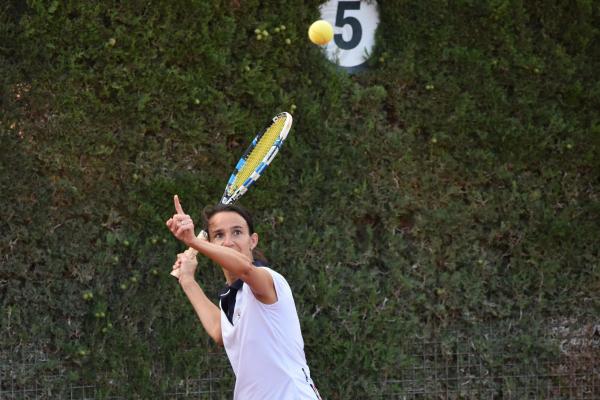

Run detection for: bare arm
[[166, 195, 276, 304], [182, 237, 276, 304], [173, 249, 223, 345]]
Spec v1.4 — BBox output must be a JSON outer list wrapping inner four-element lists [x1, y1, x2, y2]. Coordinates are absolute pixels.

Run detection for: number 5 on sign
[[319, 0, 380, 72]]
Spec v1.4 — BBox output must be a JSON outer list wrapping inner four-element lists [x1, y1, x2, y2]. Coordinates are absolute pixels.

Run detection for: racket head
[[221, 112, 292, 204]]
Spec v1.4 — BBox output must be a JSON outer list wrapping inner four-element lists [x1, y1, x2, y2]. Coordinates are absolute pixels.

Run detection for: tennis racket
[[171, 111, 293, 278], [220, 111, 292, 204]]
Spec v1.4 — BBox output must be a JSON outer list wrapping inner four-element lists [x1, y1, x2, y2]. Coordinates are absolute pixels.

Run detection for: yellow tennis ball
[[308, 20, 333, 46]]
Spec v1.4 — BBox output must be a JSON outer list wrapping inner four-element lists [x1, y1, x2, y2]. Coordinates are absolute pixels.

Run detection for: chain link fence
[[379, 327, 599, 399], [0, 346, 233, 400], [2, 322, 598, 399]]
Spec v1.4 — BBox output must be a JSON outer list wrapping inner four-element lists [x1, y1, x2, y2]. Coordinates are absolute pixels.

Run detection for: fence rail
[[2, 324, 598, 399]]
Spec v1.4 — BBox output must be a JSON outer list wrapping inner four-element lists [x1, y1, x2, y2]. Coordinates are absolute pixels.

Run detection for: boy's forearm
[[179, 275, 223, 345], [187, 237, 253, 276]]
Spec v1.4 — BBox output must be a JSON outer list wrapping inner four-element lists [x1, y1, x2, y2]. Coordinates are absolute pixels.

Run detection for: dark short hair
[[202, 203, 267, 263], [202, 203, 255, 236]]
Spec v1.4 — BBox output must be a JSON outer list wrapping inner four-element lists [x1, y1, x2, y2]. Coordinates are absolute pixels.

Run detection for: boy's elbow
[[210, 328, 223, 346], [238, 261, 255, 279], [213, 335, 223, 347]]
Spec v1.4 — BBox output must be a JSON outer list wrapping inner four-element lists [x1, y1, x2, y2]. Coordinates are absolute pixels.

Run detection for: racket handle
[[170, 230, 207, 279]]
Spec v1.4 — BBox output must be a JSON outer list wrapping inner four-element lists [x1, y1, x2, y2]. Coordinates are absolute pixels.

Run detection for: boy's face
[[208, 211, 258, 260]]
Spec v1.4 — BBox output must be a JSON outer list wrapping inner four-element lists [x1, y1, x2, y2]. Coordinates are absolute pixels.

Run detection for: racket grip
[[170, 230, 207, 279]]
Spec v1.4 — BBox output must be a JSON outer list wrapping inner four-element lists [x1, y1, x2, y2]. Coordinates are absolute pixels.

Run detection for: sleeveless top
[[220, 267, 321, 400]]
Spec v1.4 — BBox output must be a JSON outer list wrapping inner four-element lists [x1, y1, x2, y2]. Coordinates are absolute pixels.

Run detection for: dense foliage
[[1, 0, 598, 398]]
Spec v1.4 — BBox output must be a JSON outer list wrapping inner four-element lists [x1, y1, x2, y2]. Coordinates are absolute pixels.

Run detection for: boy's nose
[[222, 235, 234, 247]]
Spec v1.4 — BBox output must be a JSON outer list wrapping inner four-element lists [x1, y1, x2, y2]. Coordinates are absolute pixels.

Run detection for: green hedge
[[1, 0, 598, 398]]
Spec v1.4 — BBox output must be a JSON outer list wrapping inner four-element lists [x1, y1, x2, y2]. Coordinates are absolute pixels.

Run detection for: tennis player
[[166, 196, 321, 399]]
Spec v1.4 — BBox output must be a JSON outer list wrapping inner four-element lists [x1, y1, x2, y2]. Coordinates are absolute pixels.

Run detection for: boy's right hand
[[170, 230, 208, 279]]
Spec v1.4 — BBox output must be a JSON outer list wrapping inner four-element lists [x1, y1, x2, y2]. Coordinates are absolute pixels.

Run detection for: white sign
[[319, 0, 380, 71]]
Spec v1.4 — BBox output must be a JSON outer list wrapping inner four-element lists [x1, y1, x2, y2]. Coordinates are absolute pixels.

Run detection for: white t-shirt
[[220, 267, 320, 400]]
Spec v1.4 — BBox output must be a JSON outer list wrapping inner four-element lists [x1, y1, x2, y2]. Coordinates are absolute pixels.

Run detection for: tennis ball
[[308, 20, 333, 46]]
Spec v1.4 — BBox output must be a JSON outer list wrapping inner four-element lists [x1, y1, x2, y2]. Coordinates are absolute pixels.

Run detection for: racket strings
[[231, 116, 287, 191]]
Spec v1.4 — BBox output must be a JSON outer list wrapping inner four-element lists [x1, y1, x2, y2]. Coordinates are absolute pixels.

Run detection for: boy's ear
[[250, 232, 259, 250]]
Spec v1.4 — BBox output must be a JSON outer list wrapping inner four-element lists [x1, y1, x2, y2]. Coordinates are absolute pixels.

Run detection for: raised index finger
[[173, 194, 185, 215]]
